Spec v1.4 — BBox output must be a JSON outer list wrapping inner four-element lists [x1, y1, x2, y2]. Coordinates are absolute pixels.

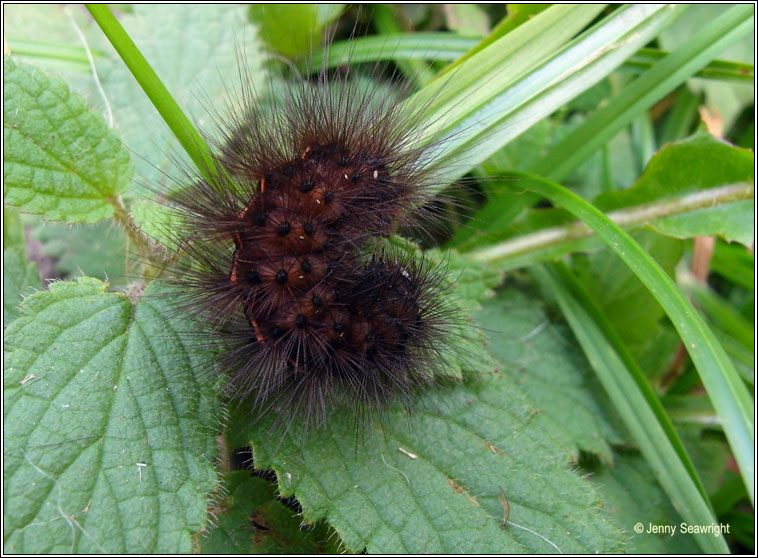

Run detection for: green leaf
[[587, 453, 701, 554], [595, 131, 755, 247], [455, 4, 752, 245], [658, 4, 755, 129], [624, 48, 754, 83], [457, 132, 754, 270], [370, 5, 436, 86], [530, 4, 753, 184], [86, 5, 217, 181], [3, 279, 220, 553], [91, 4, 264, 191], [249, 4, 345, 59], [682, 273, 755, 384], [663, 394, 718, 428], [471, 173, 755, 506], [711, 239, 754, 291], [659, 86, 701, 145], [129, 198, 181, 250], [3, 56, 132, 223], [3, 248, 42, 328], [412, 4, 683, 185], [532, 263, 725, 553], [433, 248, 503, 313], [244, 372, 624, 554], [3, 5, 98, 95], [232, 249, 624, 553], [306, 32, 481, 68], [475, 288, 624, 464], [572, 231, 683, 361], [313, 38, 752, 84], [200, 471, 339, 554]]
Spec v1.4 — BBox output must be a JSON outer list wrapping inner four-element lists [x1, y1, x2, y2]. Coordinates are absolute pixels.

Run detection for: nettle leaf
[[588, 453, 701, 554], [3, 279, 219, 553], [440, 248, 504, 312], [200, 471, 339, 554], [475, 288, 626, 464], [595, 130, 755, 247], [239, 262, 623, 553], [4, 206, 43, 328], [245, 373, 624, 554], [3, 247, 42, 328], [3, 57, 132, 223]]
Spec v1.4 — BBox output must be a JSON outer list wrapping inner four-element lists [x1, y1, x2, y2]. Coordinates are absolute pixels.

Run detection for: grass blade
[[530, 3, 754, 181], [462, 182, 753, 271], [472, 173, 755, 504], [311, 37, 753, 83], [412, 4, 682, 187], [533, 263, 727, 553], [86, 4, 216, 178], [453, 4, 752, 246], [624, 47, 754, 83]]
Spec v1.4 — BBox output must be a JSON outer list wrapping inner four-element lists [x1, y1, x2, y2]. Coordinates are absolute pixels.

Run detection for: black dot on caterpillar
[[157, 12, 483, 435]]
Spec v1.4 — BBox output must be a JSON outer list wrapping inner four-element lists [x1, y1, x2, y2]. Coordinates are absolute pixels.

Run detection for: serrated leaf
[[3, 57, 132, 223], [245, 372, 624, 554], [3, 247, 42, 328], [233, 251, 623, 553], [595, 131, 755, 247], [3, 279, 219, 553], [475, 288, 625, 464], [438, 248, 503, 312], [200, 471, 339, 554], [3, 5, 98, 96], [587, 453, 701, 554]]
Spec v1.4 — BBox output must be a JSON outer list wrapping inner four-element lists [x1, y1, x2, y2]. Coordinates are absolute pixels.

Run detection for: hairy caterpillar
[[158, 11, 473, 433]]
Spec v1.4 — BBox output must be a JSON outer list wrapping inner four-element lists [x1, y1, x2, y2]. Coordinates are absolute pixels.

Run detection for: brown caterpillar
[[159, 35, 466, 432]]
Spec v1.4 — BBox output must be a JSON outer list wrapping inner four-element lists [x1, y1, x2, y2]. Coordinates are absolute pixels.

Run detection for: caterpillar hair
[[156, 15, 474, 434]]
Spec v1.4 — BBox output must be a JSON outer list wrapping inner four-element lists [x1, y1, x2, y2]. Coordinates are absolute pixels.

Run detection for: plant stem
[[468, 182, 754, 265], [109, 196, 169, 277], [86, 4, 216, 180], [475, 173, 755, 504]]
